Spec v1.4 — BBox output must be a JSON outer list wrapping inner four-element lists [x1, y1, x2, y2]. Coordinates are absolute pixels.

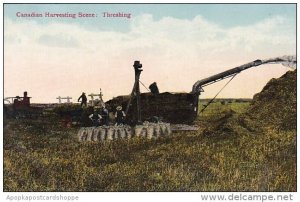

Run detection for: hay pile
[[203, 70, 297, 136], [246, 70, 296, 130]]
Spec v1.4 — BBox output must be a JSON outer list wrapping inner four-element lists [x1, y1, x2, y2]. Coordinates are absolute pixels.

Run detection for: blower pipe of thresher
[[192, 59, 263, 93], [192, 55, 296, 93]]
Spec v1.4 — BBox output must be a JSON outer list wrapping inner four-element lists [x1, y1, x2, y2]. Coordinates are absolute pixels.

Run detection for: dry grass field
[[3, 71, 296, 192]]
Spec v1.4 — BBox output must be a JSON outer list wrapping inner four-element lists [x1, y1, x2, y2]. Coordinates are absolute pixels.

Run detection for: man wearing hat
[[89, 107, 102, 127], [115, 106, 126, 125], [78, 92, 87, 107]]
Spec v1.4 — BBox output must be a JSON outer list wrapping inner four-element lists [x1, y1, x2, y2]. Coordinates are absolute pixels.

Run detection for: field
[[3, 99, 296, 192], [4, 70, 297, 192]]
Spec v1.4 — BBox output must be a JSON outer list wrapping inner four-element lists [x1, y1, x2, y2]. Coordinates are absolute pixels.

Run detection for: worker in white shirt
[[115, 106, 126, 125]]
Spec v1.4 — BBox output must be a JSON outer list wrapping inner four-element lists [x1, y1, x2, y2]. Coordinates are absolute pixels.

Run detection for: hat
[[116, 106, 122, 110]]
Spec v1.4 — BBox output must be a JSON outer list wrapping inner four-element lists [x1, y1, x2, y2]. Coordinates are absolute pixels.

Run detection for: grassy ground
[[3, 100, 296, 192]]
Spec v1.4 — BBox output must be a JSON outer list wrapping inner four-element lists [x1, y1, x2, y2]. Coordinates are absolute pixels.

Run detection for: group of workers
[[78, 92, 126, 126], [77, 82, 159, 127], [88, 105, 126, 127]]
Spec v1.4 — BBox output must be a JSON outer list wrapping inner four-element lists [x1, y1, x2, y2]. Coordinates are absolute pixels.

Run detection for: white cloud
[[4, 14, 296, 103], [38, 34, 79, 48]]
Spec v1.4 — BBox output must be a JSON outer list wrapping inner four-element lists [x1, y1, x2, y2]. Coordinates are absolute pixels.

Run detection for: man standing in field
[[89, 107, 102, 127], [100, 105, 109, 125], [115, 106, 126, 125]]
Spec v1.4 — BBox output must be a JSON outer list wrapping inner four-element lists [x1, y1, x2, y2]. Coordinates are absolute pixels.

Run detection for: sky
[[4, 4, 296, 103]]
